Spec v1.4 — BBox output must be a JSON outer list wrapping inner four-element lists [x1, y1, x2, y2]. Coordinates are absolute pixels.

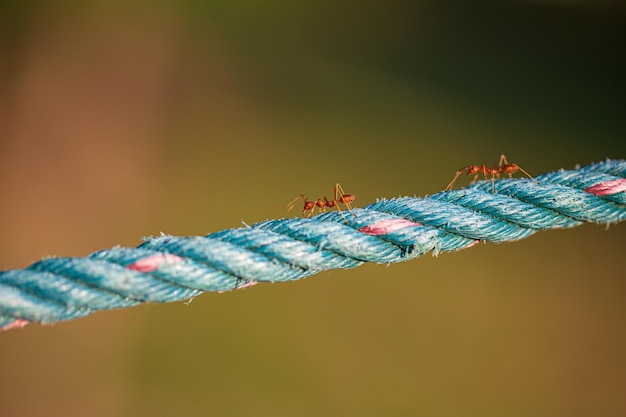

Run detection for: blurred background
[[1, 1, 625, 416]]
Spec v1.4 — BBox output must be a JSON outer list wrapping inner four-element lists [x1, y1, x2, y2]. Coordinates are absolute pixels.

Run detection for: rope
[[2, 159, 625, 331]]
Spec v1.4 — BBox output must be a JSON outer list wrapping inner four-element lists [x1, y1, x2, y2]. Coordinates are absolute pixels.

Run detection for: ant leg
[[500, 154, 530, 178], [326, 195, 348, 223], [335, 205, 349, 224], [498, 154, 515, 179], [516, 165, 538, 184], [334, 183, 345, 203], [315, 198, 326, 213], [335, 183, 356, 217], [502, 161, 538, 184], [499, 154, 509, 168], [470, 169, 488, 185], [445, 168, 467, 190]]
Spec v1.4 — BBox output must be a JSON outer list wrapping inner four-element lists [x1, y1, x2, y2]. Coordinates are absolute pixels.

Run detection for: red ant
[[286, 183, 356, 222], [445, 154, 537, 193]]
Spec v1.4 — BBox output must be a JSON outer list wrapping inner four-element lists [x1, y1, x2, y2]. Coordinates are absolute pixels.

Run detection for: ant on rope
[[286, 183, 356, 223], [445, 154, 537, 193]]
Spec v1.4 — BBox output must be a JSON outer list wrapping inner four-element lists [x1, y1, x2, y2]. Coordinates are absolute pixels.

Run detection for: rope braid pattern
[[2, 159, 625, 330]]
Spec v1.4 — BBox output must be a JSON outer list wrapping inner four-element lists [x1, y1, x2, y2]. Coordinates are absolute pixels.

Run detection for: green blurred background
[[1, 1, 625, 416]]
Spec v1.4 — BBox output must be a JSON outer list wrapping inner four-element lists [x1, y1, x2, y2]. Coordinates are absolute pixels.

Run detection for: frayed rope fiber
[[2, 159, 625, 331]]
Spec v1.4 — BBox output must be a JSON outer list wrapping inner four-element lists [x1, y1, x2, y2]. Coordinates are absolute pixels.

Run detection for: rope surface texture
[[2, 159, 625, 331]]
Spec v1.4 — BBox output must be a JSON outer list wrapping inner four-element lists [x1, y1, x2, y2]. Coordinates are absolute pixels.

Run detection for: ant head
[[466, 165, 483, 175]]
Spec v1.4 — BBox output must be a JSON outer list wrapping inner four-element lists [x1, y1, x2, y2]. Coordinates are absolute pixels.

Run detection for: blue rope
[[2, 159, 625, 330]]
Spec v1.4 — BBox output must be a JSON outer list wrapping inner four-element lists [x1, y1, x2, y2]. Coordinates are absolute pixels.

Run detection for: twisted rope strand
[[2, 159, 625, 330]]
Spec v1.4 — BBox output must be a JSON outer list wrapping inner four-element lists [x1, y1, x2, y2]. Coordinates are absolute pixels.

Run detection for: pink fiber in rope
[[233, 281, 258, 290], [127, 253, 184, 273], [127, 253, 258, 289], [1, 318, 30, 331], [459, 240, 480, 250], [359, 219, 422, 236], [584, 179, 626, 196]]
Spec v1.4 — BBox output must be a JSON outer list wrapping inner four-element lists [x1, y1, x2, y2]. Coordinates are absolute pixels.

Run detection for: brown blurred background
[[1, 1, 625, 416]]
